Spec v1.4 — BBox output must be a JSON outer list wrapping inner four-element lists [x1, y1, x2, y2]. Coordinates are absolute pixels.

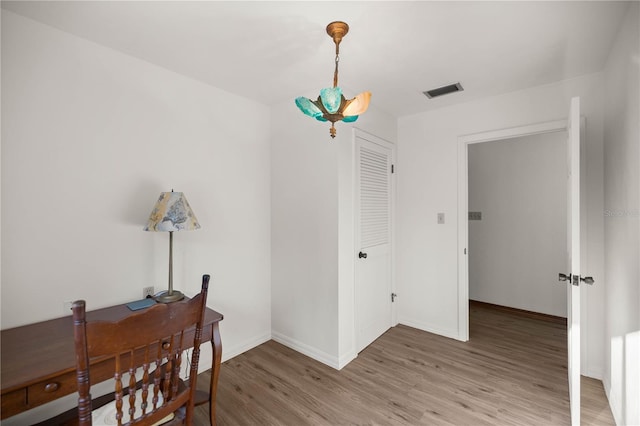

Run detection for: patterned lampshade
[[144, 192, 200, 232], [143, 191, 200, 303]]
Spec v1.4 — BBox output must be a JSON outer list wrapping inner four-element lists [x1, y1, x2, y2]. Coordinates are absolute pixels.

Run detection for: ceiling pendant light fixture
[[295, 21, 371, 139]]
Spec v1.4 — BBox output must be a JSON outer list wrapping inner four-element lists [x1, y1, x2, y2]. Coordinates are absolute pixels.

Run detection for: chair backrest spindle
[[71, 275, 210, 425]]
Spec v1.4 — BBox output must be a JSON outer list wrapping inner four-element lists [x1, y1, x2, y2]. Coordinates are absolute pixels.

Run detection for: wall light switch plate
[[437, 213, 445, 224]]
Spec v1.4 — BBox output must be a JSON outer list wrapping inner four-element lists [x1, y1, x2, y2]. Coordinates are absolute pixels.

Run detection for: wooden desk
[[1, 302, 223, 425]]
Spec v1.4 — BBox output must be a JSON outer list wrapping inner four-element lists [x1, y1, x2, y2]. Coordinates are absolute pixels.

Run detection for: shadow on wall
[[124, 180, 168, 226]]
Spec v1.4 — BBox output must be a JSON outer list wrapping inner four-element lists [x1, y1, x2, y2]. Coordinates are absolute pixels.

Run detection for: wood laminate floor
[[194, 302, 614, 425]]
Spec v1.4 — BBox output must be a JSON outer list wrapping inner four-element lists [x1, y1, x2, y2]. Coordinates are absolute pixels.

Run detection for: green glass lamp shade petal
[[342, 115, 359, 123], [315, 116, 328, 122], [295, 97, 322, 118], [320, 87, 342, 114]]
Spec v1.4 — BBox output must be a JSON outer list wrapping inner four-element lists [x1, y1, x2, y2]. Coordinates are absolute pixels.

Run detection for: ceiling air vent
[[423, 82, 464, 99]]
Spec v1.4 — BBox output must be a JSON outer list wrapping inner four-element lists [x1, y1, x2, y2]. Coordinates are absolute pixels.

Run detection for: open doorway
[[458, 103, 588, 424], [467, 132, 567, 318], [456, 119, 569, 341]]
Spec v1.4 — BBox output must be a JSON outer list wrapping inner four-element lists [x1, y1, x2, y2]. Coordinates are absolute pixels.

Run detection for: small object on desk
[[126, 298, 156, 311]]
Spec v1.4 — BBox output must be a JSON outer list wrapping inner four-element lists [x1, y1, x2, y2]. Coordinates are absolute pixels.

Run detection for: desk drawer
[[1, 388, 27, 419], [27, 371, 77, 407]]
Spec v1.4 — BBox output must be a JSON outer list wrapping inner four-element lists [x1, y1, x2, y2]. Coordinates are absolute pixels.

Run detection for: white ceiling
[[2, 1, 630, 117]]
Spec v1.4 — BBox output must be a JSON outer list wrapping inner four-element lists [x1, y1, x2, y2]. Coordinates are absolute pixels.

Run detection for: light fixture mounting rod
[[327, 21, 349, 88]]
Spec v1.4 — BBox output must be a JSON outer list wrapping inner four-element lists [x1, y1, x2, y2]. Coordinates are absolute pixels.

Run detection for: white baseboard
[[271, 331, 340, 369], [608, 388, 624, 426], [584, 366, 604, 381], [338, 350, 357, 370], [222, 331, 272, 362], [603, 376, 624, 426], [397, 317, 461, 341], [195, 331, 271, 376]]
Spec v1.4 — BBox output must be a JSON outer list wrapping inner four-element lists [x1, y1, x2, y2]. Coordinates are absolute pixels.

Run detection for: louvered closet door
[[355, 135, 393, 353]]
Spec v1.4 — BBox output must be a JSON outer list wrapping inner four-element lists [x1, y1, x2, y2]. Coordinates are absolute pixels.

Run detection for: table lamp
[[144, 191, 200, 303]]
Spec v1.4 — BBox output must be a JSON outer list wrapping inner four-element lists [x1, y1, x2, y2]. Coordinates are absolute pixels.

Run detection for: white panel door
[[355, 135, 393, 353], [564, 96, 584, 426]]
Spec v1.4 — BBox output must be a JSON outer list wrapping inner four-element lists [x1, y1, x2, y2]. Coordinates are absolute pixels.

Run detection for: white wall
[[271, 94, 396, 368], [1, 12, 272, 422], [602, 3, 640, 425], [270, 99, 341, 366], [468, 132, 567, 317], [397, 73, 606, 378]]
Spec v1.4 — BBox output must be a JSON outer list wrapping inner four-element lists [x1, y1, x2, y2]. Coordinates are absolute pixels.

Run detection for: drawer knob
[[44, 382, 60, 393], [162, 341, 171, 350]]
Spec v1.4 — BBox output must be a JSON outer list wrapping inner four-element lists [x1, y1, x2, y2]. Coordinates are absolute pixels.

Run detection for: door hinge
[[391, 293, 397, 302], [391, 164, 395, 174]]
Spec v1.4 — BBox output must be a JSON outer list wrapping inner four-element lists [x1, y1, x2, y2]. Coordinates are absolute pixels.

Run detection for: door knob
[[559, 273, 594, 286], [559, 273, 578, 285], [359, 251, 367, 259]]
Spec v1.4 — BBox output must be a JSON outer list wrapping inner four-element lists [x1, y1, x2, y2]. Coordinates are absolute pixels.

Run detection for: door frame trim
[[456, 119, 567, 341]]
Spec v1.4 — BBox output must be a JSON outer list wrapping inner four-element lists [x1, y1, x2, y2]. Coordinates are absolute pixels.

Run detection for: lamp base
[[154, 290, 185, 303]]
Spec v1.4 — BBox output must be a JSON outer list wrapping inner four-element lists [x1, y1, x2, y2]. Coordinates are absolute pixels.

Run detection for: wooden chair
[[42, 275, 210, 426]]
